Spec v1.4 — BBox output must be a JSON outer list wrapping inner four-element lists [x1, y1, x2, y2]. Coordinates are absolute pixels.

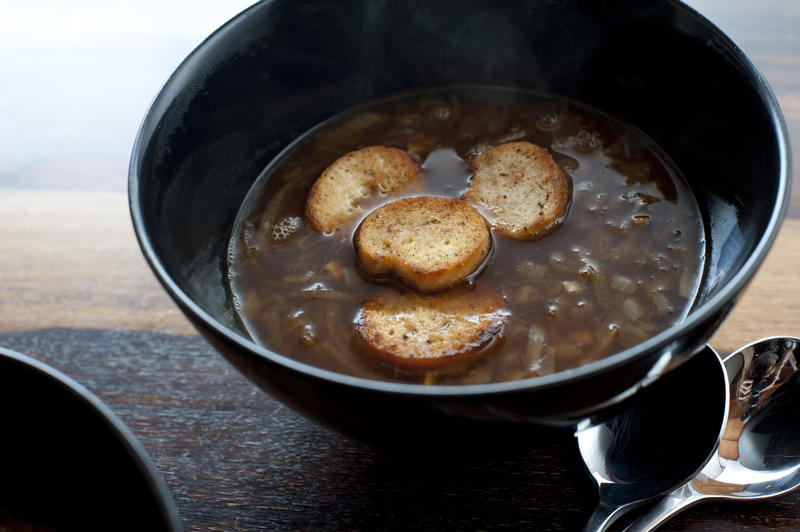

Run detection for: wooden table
[[2, 1, 799, 530]]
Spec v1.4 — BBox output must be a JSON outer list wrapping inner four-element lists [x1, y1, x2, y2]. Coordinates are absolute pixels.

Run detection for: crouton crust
[[354, 196, 491, 293], [462, 141, 571, 240], [306, 146, 422, 233], [355, 285, 509, 370]]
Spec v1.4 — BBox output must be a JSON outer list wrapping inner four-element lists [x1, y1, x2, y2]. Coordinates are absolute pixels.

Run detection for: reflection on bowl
[[129, 0, 790, 439], [0, 347, 182, 531]]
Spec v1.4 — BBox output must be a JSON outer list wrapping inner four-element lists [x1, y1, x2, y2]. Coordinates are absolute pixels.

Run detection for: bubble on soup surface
[[605, 219, 631, 234], [549, 252, 570, 272], [579, 262, 599, 281], [430, 105, 451, 121], [572, 128, 603, 153], [271, 216, 302, 243], [299, 324, 316, 347], [537, 113, 561, 131], [467, 144, 491, 160], [572, 300, 593, 317], [599, 323, 621, 348], [287, 309, 308, 329]]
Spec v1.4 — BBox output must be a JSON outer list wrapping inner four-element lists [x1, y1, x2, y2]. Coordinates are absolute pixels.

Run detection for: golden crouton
[[305, 146, 422, 234], [462, 141, 571, 240], [355, 285, 509, 370], [354, 196, 491, 293]]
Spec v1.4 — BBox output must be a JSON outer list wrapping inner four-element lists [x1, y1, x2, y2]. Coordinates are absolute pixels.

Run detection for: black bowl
[[129, 0, 790, 437], [0, 347, 182, 531]]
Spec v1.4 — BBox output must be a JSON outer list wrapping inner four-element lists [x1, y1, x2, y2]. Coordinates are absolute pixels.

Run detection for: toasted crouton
[[355, 285, 509, 370], [305, 146, 422, 234], [354, 196, 491, 293], [462, 141, 571, 240]]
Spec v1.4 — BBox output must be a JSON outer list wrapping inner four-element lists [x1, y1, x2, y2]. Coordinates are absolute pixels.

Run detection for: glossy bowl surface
[[129, 0, 790, 436], [0, 347, 183, 531]]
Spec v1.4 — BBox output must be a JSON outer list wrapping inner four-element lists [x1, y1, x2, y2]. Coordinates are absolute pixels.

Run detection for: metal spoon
[[625, 336, 800, 531], [576, 345, 729, 532]]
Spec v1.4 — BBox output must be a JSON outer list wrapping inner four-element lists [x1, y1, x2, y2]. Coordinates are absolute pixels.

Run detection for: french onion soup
[[227, 88, 705, 385]]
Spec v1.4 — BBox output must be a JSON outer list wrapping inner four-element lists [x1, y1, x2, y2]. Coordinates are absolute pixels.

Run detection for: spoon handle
[[623, 485, 704, 532], [584, 501, 637, 532]]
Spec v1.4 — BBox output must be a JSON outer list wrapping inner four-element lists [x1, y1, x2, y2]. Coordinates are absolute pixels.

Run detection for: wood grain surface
[[1, 1, 800, 531]]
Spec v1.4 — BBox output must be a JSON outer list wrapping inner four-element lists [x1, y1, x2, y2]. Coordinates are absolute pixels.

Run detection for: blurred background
[[0, 1, 256, 192], [0, 1, 797, 198]]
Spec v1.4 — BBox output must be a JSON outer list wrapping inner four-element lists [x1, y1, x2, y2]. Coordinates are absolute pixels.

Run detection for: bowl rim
[[128, 0, 792, 398], [0, 347, 184, 531]]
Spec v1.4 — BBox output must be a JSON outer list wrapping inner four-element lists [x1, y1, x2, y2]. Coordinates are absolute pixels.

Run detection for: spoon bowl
[[576, 346, 729, 531], [626, 336, 800, 531]]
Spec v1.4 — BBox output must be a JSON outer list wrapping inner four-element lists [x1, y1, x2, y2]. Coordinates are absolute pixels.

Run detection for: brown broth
[[227, 87, 705, 384]]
